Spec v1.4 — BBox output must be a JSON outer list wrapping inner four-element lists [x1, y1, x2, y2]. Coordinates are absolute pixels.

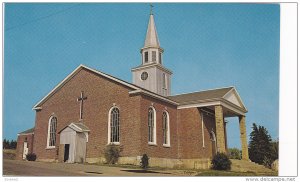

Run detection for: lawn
[[196, 169, 278, 176]]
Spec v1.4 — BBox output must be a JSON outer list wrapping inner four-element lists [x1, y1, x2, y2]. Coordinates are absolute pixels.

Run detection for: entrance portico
[[169, 86, 249, 160]]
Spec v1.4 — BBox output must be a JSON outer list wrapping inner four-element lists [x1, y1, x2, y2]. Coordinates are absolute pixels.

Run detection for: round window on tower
[[141, 72, 148, 81]]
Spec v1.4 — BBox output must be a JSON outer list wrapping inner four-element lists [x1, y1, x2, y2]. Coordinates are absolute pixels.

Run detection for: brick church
[[16, 9, 249, 169]]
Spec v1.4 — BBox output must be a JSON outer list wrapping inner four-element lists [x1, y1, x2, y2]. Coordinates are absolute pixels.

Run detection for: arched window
[[108, 107, 120, 144], [210, 131, 217, 155], [162, 111, 170, 147], [47, 116, 57, 148], [148, 107, 156, 144]]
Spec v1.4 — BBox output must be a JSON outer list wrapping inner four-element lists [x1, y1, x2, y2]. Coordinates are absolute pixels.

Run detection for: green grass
[[196, 169, 278, 176]]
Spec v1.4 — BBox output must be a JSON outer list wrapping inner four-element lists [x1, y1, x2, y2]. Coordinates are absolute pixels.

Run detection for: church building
[[16, 9, 249, 169]]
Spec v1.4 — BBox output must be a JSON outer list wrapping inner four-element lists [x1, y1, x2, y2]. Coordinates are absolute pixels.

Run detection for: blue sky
[[4, 3, 279, 148]]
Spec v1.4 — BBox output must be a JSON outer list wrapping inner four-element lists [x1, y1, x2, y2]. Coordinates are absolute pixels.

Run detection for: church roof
[[18, 127, 34, 135], [144, 14, 160, 48], [33, 64, 178, 110], [168, 87, 247, 112], [32, 64, 246, 113], [168, 87, 234, 104]]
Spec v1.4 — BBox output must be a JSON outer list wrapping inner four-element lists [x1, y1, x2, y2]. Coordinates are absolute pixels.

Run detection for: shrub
[[26, 153, 37, 161], [211, 152, 231, 170], [228, 148, 241, 160], [140, 154, 149, 169], [104, 144, 122, 164]]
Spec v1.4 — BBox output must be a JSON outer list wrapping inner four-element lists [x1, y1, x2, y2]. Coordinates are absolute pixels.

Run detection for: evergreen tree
[[248, 123, 273, 165], [10, 140, 17, 149], [3, 139, 9, 149]]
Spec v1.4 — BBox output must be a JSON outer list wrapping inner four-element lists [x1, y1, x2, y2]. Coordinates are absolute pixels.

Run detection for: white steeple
[[131, 5, 172, 96], [144, 13, 160, 48]]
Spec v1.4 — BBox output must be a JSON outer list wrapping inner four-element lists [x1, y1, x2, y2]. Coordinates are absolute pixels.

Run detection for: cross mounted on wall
[[77, 91, 87, 121]]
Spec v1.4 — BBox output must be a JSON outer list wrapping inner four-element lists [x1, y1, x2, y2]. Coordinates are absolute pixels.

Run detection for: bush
[[211, 152, 231, 170], [228, 148, 241, 159], [140, 154, 149, 169], [26, 153, 37, 161], [104, 144, 122, 164]]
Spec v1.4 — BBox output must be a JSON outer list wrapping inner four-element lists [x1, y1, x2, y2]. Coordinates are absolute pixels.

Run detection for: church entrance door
[[59, 123, 89, 163], [210, 131, 217, 157], [64, 144, 70, 162], [23, 142, 28, 159]]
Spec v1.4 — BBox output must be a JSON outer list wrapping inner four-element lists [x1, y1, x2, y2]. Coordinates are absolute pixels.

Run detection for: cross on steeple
[[150, 3, 154, 15], [77, 91, 87, 120]]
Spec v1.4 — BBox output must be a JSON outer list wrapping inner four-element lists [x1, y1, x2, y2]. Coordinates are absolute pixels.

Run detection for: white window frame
[[162, 111, 171, 147], [148, 106, 157, 145], [46, 115, 57, 149], [107, 106, 120, 145]]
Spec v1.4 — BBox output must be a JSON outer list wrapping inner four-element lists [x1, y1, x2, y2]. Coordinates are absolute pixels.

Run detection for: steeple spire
[[144, 5, 160, 48], [132, 4, 172, 97]]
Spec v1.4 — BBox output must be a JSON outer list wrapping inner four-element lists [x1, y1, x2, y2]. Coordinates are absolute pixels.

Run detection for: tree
[[270, 139, 279, 161], [9, 140, 17, 149], [3, 139, 17, 149], [228, 148, 241, 159], [248, 123, 273, 167]]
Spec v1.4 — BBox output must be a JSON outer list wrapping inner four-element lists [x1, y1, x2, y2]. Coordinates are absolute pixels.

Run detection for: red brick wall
[[177, 108, 216, 159], [31, 67, 220, 162], [33, 68, 142, 160], [139, 95, 179, 159], [16, 133, 34, 160]]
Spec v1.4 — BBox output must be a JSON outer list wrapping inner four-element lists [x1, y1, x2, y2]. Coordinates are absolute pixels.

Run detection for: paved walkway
[[3, 159, 192, 176]]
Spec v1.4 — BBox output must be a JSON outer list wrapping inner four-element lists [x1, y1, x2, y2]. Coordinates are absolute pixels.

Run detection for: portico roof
[[168, 87, 247, 116]]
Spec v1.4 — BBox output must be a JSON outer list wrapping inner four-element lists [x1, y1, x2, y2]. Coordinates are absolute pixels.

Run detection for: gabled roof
[[58, 122, 90, 133], [169, 87, 234, 104], [32, 65, 247, 113], [168, 87, 247, 112], [18, 127, 34, 135], [32, 64, 178, 110]]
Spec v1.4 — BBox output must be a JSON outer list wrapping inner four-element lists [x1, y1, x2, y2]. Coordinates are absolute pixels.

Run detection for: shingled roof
[[168, 87, 234, 104], [18, 127, 34, 135]]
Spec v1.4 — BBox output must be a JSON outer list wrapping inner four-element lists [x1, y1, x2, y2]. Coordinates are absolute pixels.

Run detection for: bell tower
[[131, 5, 172, 96]]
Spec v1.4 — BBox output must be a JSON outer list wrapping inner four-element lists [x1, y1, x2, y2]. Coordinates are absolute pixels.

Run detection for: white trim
[[148, 106, 157, 145], [177, 100, 246, 116], [220, 101, 246, 116], [162, 110, 171, 147], [201, 112, 205, 148], [107, 106, 120, 145], [178, 101, 221, 109], [45, 146, 56, 150], [129, 89, 178, 106], [131, 62, 172, 75], [18, 132, 34, 136], [222, 87, 248, 111], [46, 115, 57, 149]]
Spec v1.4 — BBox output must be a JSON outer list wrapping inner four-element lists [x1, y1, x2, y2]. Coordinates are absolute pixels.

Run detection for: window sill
[[148, 142, 157, 146], [45, 146, 55, 150], [107, 142, 120, 146], [163, 144, 171, 148]]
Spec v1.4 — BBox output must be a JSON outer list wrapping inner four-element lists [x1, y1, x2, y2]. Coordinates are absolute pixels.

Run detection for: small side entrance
[[64, 144, 70, 162], [22, 142, 28, 159], [59, 122, 90, 163]]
